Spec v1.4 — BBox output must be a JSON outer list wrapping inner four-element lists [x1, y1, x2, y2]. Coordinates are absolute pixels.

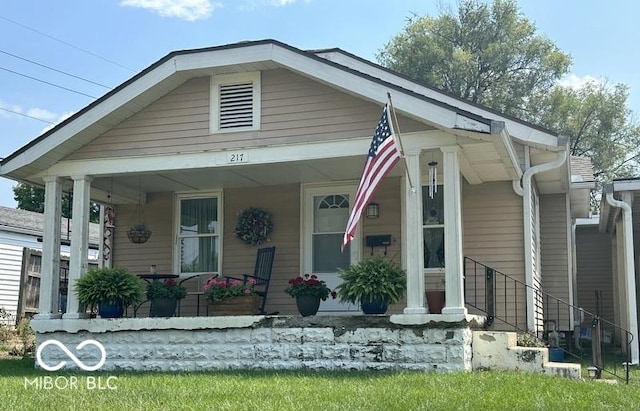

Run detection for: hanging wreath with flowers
[[234, 207, 273, 246]]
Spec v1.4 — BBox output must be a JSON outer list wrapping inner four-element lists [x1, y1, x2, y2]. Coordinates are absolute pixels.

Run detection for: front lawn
[[2, 358, 640, 410]]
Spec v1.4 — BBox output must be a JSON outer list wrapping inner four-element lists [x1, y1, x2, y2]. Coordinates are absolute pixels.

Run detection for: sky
[[0, 0, 639, 208]]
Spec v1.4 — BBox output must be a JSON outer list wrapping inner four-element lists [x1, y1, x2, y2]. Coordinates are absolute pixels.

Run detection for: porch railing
[[464, 257, 633, 384]]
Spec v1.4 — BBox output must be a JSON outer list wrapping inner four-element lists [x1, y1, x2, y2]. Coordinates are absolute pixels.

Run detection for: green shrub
[[337, 254, 406, 305]]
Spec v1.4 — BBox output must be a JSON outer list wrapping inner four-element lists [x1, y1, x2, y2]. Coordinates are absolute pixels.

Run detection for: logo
[[36, 339, 107, 371]]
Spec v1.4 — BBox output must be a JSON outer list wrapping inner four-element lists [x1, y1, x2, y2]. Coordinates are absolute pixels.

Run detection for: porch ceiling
[[90, 156, 397, 203]]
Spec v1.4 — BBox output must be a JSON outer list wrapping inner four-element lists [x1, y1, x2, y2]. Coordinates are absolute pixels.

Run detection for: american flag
[[342, 104, 401, 250]]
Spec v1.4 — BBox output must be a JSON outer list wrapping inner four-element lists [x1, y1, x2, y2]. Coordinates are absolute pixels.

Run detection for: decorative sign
[[227, 152, 249, 164]]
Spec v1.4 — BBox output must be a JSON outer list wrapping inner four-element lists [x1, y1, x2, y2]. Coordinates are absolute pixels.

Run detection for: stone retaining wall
[[31, 316, 476, 372]]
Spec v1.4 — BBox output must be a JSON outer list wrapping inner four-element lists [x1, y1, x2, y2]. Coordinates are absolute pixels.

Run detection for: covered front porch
[[33, 129, 519, 324]]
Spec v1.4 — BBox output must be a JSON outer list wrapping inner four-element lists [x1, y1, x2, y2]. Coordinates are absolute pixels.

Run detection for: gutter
[[514, 136, 569, 331], [604, 185, 639, 364]]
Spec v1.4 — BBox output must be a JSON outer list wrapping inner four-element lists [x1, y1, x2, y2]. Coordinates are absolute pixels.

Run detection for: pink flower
[[244, 288, 251, 295]]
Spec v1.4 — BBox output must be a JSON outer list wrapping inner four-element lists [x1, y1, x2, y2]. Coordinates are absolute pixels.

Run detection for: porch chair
[[225, 246, 276, 315]]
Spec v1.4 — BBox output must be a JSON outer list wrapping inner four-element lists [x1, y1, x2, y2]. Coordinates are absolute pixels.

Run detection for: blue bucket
[[549, 348, 564, 362]]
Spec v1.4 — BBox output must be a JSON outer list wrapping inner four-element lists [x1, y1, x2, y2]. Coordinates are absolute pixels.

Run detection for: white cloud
[[41, 111, 75, 133], [558, 73, 603, 90], [120, 0, 220, 21], [26, 108, 57, 122]]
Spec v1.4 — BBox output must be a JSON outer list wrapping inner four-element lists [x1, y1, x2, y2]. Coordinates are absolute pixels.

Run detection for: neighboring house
[[0, 206, 99, 323], [0, 40, 595, 345], [587, 178, 640, 363]]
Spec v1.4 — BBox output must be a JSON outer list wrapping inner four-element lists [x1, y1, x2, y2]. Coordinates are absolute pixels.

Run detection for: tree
[[378, 0, 640, 198], [527, 81, 640, 185], [377, 0, 571, 118], [13, 182, 100, 223]]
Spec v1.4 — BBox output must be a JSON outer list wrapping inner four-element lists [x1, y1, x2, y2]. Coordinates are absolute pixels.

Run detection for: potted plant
[[203, 277, 259, 315], [336, 254, 406, 314], [285, 274, 336, 316], [74, 267, 144, 318], [146, 278, 187, 317], [126, 223, 152, 244]]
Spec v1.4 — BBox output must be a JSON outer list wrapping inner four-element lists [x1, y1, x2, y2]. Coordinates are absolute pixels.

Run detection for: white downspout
[[604, 185, 639, 364], [514, 137, 568, 332]]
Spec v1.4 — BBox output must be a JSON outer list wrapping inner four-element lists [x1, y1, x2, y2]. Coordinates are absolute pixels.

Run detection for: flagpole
[[386, 92, 416, 194]]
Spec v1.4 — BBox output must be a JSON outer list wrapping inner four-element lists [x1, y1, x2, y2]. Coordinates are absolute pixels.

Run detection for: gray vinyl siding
[[575, 225, 614, 323], [66, 69, 430, 161], [540, 194, 571, 330], [462, 180, 526, 330]]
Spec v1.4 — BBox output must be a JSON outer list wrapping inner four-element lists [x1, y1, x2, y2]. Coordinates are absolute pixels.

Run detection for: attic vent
[[210, 71, 261, 133], [219, 82, 254, 129]]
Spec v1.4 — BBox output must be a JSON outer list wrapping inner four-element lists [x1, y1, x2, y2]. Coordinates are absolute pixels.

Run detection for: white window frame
[[210, 71, 261, 134], [173, 190, 223, 277]]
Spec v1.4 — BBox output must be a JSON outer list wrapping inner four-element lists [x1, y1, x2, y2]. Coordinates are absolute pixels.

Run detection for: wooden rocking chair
[[225, 246, 276, 315]]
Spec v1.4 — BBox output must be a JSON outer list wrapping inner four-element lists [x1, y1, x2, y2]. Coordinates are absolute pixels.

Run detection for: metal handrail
[[464, 257, 632, 383]]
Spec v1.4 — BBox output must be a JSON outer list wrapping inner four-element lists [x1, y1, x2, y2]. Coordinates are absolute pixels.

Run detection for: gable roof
[[0, 39, 562, 186], [0, 206, 100, 245]]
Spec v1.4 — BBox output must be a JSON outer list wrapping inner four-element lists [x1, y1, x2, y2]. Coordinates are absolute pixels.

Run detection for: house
[[0, 40, 600, 372], [0, 206, 100, 324], [579, 178, 640, 364]]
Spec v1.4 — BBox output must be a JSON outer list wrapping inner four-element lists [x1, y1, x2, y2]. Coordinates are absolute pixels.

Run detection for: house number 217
[[228, 152, 248, 163]]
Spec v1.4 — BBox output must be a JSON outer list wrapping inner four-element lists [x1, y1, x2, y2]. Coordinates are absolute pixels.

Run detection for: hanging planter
[[126, 223, 152, 244], [126, 176, 152, 244], [234, 207, 273, 246]]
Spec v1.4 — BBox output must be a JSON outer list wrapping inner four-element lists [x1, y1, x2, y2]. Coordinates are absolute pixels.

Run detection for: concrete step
[[472, 331, 581, 379]]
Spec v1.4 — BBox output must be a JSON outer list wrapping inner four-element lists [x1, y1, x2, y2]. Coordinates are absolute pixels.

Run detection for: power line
[[0, 106, 55, 124], [0, 14, 136, 73], [0, 65, 98, 99], [0, 49, 113, 89]]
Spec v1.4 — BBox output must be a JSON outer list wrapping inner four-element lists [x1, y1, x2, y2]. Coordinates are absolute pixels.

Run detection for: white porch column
[[441, 146, 467, 315], [403, 151, 426, 314], [63, 175, 93, 319], [34, 176, 63, 320]]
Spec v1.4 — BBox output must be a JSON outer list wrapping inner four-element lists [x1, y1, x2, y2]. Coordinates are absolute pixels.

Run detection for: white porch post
[[441, 146, 467, 315], [34, 176, 63, 320], [403, 151, 426, 314], [63, 175, 93, 319]]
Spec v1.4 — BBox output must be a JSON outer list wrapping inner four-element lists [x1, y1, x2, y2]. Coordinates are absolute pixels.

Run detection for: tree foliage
[[378, 0, 640, 191], [13, 182, 100, 223], [527, 81, 640, 184], [378, 0, 571, 118]]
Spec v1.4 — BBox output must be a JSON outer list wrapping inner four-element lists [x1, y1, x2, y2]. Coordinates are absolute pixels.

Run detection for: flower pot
[[150, 297, 178, 317], [99, 300, 124, 318], [209, 295, 260, 316], [295, 295, 321, 316], [126, 228, 152, 244], [426, 290, 445, 314], [361, 297, 389, 314]]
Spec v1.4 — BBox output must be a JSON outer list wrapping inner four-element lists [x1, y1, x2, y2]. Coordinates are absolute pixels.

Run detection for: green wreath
[[234, 207, 273, 246]]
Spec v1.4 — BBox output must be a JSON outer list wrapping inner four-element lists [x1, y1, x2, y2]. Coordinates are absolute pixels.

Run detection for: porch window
[[210, 72, 261, 133], [423, 185, 444, 268], [177, 195, 220, 275], [313, 195, 350, 272]]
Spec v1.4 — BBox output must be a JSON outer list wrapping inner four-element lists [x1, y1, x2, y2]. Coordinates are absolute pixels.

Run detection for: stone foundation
[[31, 316, 478, 372]]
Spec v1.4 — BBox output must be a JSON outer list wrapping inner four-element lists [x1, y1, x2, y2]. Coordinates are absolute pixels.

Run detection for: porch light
[[366, 202, 380, 219]]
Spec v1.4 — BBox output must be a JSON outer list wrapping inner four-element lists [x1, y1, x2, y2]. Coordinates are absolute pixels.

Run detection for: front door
[[303, 185, 360, 313]]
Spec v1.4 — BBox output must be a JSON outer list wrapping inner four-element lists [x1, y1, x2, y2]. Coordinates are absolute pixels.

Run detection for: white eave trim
[[36, 131, 442, 178], [314, 49, 560, 148]]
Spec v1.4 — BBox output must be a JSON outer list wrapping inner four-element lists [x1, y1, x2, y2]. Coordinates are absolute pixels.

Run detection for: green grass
[[2, 358, 640, 410]]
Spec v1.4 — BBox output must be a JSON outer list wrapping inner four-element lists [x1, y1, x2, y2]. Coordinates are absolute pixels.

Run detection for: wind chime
[[428, 160, 438, 199]]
